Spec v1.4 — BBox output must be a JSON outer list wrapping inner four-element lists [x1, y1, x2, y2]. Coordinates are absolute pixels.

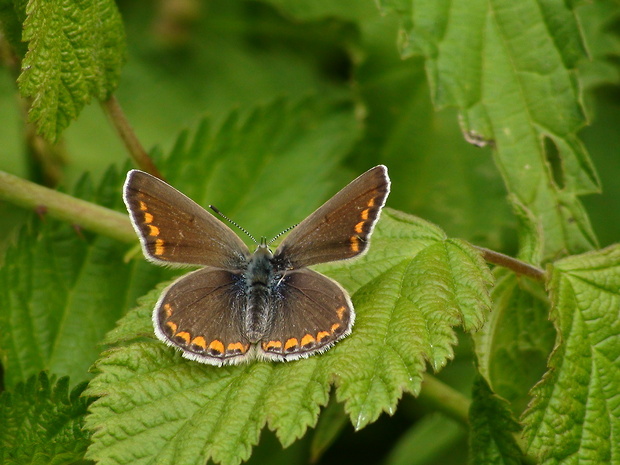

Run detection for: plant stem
[[101, 95, 164, 179], [418, 373, 471, 425], [475, 246, 546, 282], [0, 170, 135, 244], [419, 373, 536, 464]]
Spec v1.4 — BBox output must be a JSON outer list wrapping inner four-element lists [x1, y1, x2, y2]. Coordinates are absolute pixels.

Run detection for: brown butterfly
[[123, 166, 390, 365]]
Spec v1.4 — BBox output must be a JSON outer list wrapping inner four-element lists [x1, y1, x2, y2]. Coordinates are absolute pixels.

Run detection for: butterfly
[[123, 165, 390, 365]]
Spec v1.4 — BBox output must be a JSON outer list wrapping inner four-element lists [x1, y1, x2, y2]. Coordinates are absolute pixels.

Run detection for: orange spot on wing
[[284, 338, 298, 351], [191, 336, 207, 349], [154, 239, 165, 255], [317, 331, 330, 342], [227, 342, 247, 353], [367, 198, 375, 207], [166, 321, 178, 334], [301, 334, 315, 347], [350, 236, 360, 252], [139, 201, 148, 211], [331, 323, 341, 333], [176, 331, 191, 344], [263, 340, 282, 351], [354, 221, 365, 234], [144, 212, 153, 223], [209, 340, 225, 355], [361, 208, 370, 220], [148, 224, 160, 236], [337, 306, 346, 320], [164, 304, 173, 317]]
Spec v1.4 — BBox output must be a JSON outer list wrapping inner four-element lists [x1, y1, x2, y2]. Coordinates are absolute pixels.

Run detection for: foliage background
[[0, 1, 619, 465]]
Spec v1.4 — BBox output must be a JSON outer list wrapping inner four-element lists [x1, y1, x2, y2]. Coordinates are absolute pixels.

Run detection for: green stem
[[0, 170, 135, 244], [418, 373, 471, 425], [419, 373, 536, 464]]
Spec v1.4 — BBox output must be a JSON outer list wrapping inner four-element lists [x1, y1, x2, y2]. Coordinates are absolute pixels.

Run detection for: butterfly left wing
[[123, 170, 251, 267], [154, 267, 253, 366], [259, 268, 354, 361], [274, 165, 390, 269]]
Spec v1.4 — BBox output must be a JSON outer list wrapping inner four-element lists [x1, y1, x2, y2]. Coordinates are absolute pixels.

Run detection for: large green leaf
[[523, 244, 620, 464], [17, 0, 126, 141], [85, 207, 493, 465], [378, 0, 600, 261]]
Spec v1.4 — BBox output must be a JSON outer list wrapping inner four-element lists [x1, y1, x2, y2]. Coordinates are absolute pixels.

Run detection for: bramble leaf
[[523, 244, 620, 464], [378, 0, 600, 260], [86, 211, 493, 465]]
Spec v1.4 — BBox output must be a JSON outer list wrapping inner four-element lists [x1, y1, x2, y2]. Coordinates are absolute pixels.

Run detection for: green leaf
[[0, 372, 92, 465], [0, 166, 172, 388], [468, 376, 523, 465], [473, 270, 555, 415], [85, 208, 493, 465], [378, 0, 600, 260], [522, 244, 620, 464], [17, 0, 126, 141]]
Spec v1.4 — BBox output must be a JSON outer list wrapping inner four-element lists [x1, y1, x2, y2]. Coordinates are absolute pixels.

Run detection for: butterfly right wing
[[123, 170, 251, 267], [154, 267, 253, 366], [273, 165, 389, 269]]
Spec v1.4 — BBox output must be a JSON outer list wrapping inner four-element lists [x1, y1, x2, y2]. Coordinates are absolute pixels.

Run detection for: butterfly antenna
[[268, 223, 298, 245], [209, 205, 258, 244]]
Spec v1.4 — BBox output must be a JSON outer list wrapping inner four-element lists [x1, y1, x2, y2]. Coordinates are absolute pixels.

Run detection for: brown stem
[[475, 246, 546, 282], [101, 95, 164, 179]]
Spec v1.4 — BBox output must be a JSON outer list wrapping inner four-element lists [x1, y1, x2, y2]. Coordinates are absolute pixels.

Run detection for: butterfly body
[[124, 166, 390, 366], [243, 244, 280, 342]]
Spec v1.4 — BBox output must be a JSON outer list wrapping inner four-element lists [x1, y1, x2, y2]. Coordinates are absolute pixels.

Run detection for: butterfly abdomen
[[243, 246, 277, 342]]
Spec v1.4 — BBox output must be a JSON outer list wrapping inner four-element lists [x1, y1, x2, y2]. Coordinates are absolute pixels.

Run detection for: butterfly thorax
[[243, 245, 280, 342]]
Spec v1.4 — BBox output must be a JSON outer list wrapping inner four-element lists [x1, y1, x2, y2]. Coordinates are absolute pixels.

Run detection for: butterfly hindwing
[[259, 268, 354, 361], [274, 165, 390, 268], [154, 267, 252, 366], [123, 170, 250, 267]]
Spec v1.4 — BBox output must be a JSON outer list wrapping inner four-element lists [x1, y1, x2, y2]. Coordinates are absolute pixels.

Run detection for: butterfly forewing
[[123, 170, 250, 267], [259, 269, 353, 361], [274, 165, 390, 268], [154, 267, 252, 366]]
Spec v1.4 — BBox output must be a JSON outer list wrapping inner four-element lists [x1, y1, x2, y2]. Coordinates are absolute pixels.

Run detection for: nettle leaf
[[17, 0, 126, 141], [85, 208, 494, 465], [0, 372, 92, 465], [0, 167, 172, 388], [468, 376, 523, 465], [523, 244, 620, 464], [378, 0, 599, 260]]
